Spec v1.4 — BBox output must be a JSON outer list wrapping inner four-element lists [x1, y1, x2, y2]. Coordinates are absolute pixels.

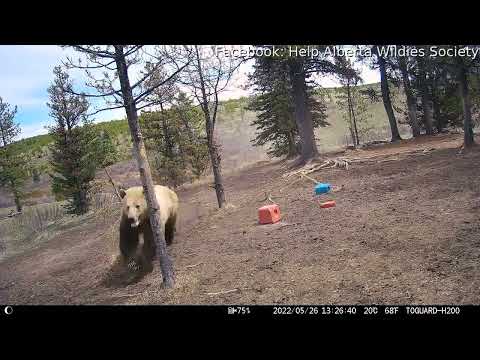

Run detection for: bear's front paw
[[127, 260, 140, 272]]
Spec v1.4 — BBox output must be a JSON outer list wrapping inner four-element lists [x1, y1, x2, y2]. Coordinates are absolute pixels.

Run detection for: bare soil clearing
[[1, 133, 480, 305]]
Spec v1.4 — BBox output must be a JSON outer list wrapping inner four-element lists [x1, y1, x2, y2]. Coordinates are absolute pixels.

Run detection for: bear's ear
[[119, 188, 127, 199]]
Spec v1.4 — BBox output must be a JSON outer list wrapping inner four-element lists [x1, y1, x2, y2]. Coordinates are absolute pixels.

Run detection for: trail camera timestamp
[[273, 306, 358, 316], [268, 305, 463, 318]]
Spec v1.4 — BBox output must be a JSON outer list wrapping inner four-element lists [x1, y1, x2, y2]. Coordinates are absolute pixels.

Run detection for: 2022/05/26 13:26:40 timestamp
[[272, 306, 358, 315]]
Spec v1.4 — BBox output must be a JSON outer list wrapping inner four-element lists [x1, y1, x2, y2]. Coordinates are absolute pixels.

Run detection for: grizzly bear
[[119, 185, 179, 272]]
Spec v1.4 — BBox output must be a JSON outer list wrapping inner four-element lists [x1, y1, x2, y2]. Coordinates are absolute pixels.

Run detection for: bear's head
[[120, 187, 147, 228]]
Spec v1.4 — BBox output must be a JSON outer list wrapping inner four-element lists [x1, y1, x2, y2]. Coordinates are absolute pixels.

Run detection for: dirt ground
[[1, 133, 480, 305]]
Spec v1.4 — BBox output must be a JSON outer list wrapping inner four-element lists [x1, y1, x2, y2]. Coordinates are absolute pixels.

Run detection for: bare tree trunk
[[421, 94, 434, 135], [289, 59, 318, 164], [431, 75, 443, 133], [346, 84, 356, 146], [378, 55, 402, 142], [457, 58, 475, 148], [113, 45, 175, 288], [417, 58, 434, 135], [207, 131, 225, 208], [10, 180, 22, 213], [14, 196, 22, 213], [352, 110, 360, 146], [287, 131, 297, 158], [347, 82, 360, 146], [194, 46, 226, 208], [432, 95, 443, 133], [78, 187, 89, 214], [398, 57, 421, 137]]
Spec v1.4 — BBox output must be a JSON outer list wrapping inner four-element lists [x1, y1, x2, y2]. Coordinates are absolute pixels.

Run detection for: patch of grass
[[0, 196, 123, 262], [0, 202, 67, 260], [23, 189, 49, 199]]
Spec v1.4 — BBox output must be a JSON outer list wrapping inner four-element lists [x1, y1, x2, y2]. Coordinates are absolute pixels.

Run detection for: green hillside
[[11, 82, 407, 162], [11, 133, 53, 155]]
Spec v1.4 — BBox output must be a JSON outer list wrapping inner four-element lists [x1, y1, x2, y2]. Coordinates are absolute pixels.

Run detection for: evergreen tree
[[141, 92, 209, 187], [247, 55, 328, 158], [408, 45, 478, 146], [414, 50, 435, 135], [172, 92, 209, 179], [375, 47, 402, 142], [47, 66, 97, 214], [89, 129, 119, 168], [0, 97, 27, 212]]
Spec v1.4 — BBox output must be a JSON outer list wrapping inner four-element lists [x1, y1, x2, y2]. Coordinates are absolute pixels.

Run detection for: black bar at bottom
[[1, 305, 478, 320]]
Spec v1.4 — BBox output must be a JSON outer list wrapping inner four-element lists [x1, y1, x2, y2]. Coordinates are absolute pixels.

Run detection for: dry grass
[[0, 193, 123, 262], [23, 189, 49, 199], [0, 202, 67, 260]]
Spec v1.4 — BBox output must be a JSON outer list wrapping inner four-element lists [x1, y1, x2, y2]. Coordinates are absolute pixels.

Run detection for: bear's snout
[[125, 217, 140, 228], [130, 220, 140, 228]]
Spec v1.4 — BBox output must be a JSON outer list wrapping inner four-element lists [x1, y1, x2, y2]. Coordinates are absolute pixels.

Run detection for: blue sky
[[0, 45, 380, 140], [0, 46, 61, 138]]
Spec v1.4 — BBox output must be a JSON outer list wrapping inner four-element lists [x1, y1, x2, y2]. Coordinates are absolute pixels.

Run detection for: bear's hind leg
[[142, 221, 156, 271], [164, 214, 177, 246]]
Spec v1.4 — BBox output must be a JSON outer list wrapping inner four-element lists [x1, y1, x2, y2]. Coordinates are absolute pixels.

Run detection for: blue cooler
[[314, 183, 331, 195]]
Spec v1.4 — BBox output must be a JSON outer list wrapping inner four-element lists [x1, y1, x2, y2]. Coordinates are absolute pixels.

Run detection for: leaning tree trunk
[[351, 105, 360, 146], [195, 45, 226, 208], [378, 55, 402, 142], [113, 45, 175, 288], [457, 58, 475, 148], [289, 59, 318, 164], [398, 57, 421, 137]]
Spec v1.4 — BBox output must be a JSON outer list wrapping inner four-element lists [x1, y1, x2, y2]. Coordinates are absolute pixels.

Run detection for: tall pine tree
[[247, 55, 328, 158], [0, 97, 27, 212], [141, 92, 209, 187], [47, 66, 99, 214]]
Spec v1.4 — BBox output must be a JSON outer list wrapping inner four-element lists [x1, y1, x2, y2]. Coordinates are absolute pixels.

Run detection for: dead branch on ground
[[104, 166, 122, 201], [207, 288, 240, 296], [185, 262, 204, 269]]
